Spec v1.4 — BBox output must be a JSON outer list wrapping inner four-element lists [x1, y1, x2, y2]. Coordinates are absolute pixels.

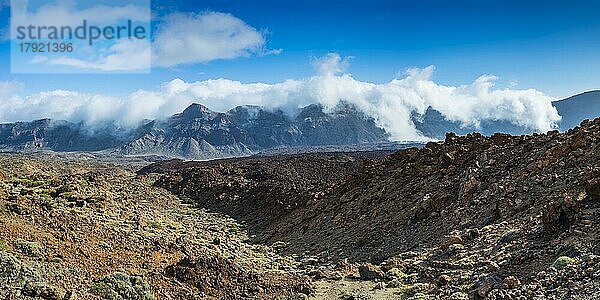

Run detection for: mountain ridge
[[552, 90, 600, 131], [117, 101, 390, 159], [0, 90, 599, 158]]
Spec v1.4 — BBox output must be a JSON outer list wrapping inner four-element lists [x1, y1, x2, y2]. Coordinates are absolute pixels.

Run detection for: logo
[[10, 0, 152, 74]]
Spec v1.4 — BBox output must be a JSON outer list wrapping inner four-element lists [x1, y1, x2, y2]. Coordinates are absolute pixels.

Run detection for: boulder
[[358, 263, 385, 281]]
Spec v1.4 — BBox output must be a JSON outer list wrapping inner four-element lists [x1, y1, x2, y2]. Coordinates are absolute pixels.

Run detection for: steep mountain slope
[[553, 90, 600, 130], [266, 126, 597, 262], [139, 152, 389, 236], [121, 104, 254, 159]]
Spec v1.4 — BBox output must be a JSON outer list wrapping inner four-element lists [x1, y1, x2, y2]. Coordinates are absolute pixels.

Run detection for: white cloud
[[0, 81, 22, 97], [312, 53, 352, 76], [0, 89, 119, 125], [152, 12, 270, 67], [0, 53, 561, 140]]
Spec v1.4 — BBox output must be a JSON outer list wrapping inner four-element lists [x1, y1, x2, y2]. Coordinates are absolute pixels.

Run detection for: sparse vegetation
[[399, 283, 430, 297], [12, 178, 47, 188], [0, 240, 8, 251], [386, 268, 407, 281], [553, 256, 577, 270], [0, 154, 314, 299], [150, 118, 600, 299], [12, 239, 43, 257], [90, 272, 154, 300], [0, 251, 45, 298]]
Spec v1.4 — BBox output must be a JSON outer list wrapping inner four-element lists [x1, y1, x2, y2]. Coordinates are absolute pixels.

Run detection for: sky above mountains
[[0, 0, 597, 139]]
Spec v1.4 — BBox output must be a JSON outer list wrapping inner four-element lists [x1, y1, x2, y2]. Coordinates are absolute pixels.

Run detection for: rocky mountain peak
[[178, 103, 216, 120]]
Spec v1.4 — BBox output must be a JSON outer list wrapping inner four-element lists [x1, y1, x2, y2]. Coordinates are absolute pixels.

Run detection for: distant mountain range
[[0, 119, 126, 151], [120, 102, 389, 159], [0, 91, 598, 159], [0, 102, 390, 159]]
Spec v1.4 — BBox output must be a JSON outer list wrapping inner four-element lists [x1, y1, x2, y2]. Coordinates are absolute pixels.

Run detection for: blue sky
[[0, 0, 599, 98]]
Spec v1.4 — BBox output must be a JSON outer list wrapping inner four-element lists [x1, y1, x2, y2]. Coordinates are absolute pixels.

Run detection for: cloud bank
[[0, 53, 560, 140]]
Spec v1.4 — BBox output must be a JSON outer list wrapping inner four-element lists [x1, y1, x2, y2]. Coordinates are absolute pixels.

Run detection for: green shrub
[[386, 268, 408, 281], [13, 239, 43, 257], [15, 178, 46, 188], [400, 283, 430, 297], [553, 256, 577, 270], [90, 272, 154, 300], [0, 240, 8, 251], [0, 251, 40, 287], [407, 293, 430, 300]]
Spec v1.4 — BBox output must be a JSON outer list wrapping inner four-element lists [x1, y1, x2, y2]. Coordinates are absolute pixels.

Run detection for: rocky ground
[[3, 119, 600, 299], [138, 152, 387, 236], [0, 154, 312, 299], [148, 119, 600, 299]]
